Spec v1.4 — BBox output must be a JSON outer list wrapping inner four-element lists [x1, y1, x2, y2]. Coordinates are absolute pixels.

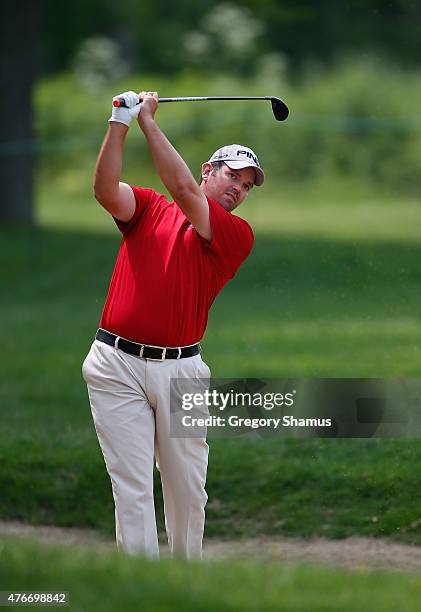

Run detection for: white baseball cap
[[207, 144, 265, 186]]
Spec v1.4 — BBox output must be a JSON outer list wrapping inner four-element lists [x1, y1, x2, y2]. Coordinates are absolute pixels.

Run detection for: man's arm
[[137, 92, 211, 241], [93, 122, 136, 223]]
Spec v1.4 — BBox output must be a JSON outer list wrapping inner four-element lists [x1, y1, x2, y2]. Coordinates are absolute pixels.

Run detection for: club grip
[[113, 97, 135, 108]]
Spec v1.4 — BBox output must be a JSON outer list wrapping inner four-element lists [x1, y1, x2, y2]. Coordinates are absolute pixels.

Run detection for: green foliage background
[[42, 0, 421, 74], [35, 57, 421, 194]]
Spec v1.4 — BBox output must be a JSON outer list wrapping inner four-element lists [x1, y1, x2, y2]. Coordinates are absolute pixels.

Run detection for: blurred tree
[[0, 0, 42, 223], [183, 2, 265, 75], [239, 0, 421, 70], [73, 35, 129, 91], [39, 0, 421, 76], [42, 0, 118, 73]]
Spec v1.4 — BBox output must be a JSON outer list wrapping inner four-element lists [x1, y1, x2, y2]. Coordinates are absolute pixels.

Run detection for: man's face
[[201, 163, 255, 211]]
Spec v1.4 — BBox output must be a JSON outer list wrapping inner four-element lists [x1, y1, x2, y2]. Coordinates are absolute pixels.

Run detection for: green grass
[[1, 171, 421, 543], [1, 537, 420, 612]]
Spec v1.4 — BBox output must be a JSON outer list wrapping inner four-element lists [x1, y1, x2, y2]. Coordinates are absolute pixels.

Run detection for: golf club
[[113, 95, 289, 121]]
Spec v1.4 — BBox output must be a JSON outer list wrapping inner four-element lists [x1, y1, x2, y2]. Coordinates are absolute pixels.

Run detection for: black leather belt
[[95, 329, 200, 360]]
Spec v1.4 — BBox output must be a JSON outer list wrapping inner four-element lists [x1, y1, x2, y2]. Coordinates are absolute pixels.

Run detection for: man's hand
[[137, 91, 159, 130], [109, 91, 141, 127]]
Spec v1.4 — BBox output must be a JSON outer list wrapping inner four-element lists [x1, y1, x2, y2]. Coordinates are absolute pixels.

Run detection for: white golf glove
[[108, 91, 141, 127]]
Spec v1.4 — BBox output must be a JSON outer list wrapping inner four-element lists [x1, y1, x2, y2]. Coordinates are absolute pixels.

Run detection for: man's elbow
[[93, 183, 116, 208], [93, 185, 104, 201], [93, 172, 114, 201], [93, 187, 106, 208]]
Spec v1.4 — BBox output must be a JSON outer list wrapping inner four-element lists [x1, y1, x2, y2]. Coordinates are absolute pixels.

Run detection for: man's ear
[[201, 162, 213, 182]]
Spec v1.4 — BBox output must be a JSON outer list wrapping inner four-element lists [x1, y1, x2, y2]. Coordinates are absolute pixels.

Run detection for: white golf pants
[[82, 339, 210, 559]]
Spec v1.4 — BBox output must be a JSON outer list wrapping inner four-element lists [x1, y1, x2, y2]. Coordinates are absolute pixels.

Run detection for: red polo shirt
[[99, 185, 254, 346]]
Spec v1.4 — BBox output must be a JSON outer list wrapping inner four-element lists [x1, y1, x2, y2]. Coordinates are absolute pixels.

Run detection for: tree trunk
[[0, 1, 42, 223]]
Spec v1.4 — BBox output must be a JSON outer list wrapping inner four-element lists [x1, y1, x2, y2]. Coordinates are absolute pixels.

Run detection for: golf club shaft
[[113, 95, 289, 121], [115, 95, 276, 106], [160, 96, 276, 103]]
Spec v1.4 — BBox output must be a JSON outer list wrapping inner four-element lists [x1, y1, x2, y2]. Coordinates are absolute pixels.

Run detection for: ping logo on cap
[[237, 149, 260, 167]]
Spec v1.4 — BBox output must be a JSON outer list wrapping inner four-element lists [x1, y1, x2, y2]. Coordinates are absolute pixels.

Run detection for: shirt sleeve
[[113, 185, 155, 234], [203, 196, 254, 277]]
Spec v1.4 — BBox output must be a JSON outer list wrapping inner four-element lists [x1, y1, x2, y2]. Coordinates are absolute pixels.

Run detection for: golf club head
[[270, 97, 289, 121]]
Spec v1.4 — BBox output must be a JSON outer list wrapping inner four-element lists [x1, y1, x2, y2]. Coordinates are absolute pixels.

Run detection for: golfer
[[82, 90, 264, 559]]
